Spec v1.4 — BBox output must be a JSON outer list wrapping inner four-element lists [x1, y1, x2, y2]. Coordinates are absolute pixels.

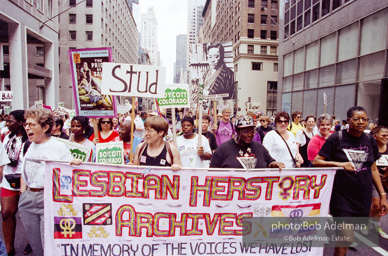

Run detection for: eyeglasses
[[144, 129, 156, 134], [277, 120, 289, 124], [101, 121, 112, 124], [240, 129, 257, 136], [259, 120, 267, 122], [297, 116, 301, 119], [350, 118, 369, 123], [23, 123, 37, 128]]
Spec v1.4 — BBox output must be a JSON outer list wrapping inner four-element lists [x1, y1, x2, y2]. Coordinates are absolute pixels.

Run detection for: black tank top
[[140, 143, 172, 167], [300, 130, 312, 167]]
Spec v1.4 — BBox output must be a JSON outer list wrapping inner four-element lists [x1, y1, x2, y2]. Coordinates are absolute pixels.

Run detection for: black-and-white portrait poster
[[189, 42, 235, 111]]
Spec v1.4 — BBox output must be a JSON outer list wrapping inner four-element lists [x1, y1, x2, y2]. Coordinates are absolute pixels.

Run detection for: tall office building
[[187, 0, 205, 68], [58, 0, 138, 108], [278, 0, 388, 121], [140, 7, 159, 65], [0, 0, 59, 109], [174, 34, 187, 83], [202, 0, 280, 115]]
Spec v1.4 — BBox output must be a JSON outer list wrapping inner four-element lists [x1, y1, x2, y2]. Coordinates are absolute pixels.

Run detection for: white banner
[[44, 163, 336, 256], [0, 91, 12, 102], [101, 63, 166, 98]]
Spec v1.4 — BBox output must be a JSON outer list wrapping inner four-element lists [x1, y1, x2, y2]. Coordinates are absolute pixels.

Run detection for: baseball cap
[[236, 116, 255, 128]]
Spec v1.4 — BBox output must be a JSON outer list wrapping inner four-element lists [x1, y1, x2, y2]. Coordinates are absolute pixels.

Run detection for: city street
[[2, 210, 388, 255]]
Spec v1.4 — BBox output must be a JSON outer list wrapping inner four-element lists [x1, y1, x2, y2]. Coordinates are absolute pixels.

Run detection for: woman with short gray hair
[[307, 114, 333, 164]]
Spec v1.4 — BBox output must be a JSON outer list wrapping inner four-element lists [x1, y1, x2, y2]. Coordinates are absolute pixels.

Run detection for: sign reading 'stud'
[[101, 63, 166, 98]]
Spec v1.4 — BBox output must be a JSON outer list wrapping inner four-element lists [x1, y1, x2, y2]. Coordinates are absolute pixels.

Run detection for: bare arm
[[313, 154, 354, 171], [20, 176, 27, 193], [132, 142, 143, 166], [371, 163, 388, 216], [170, 144, 182, 171]]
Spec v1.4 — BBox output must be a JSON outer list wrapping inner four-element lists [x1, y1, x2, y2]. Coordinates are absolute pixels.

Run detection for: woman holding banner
[[18, 107, 81, 256], [89, 118, 119, 144], [367, 126, 388, 239], [133, 116, 182, 170], [314, 106, 388, 256], [211, 116, 284, 169], [70, 116, 96, 162]]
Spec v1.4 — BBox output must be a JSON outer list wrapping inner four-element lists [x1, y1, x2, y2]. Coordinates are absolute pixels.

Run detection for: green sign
[[96, 141, 124, 165], [51, 137, 92, 162], [198, 84, 204, 102], [157, 84, 190, 108]]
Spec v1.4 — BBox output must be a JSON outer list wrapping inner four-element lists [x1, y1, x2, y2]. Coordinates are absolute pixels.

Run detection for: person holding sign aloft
[[177, 116, 212, 168], [133, 116, 182, 170]]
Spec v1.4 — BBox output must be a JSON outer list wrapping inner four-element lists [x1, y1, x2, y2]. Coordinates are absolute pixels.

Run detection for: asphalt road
[[1, 211, 388, 256]]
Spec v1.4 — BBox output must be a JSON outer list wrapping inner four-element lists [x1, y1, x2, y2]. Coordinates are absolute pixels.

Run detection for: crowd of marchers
[[0, 105, 387, 256]]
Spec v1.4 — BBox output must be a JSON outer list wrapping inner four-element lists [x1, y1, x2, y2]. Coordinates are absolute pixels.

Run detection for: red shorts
[[1, 187, 19, 197]]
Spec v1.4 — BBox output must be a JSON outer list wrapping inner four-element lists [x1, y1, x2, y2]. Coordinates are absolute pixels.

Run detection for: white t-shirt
[[177, 134, 211, 168], [263, 130, 298, 168], [125, 115, 145, 138], [1, 134, 21, 190], [21, 138, 72, 188], [295, 129, 314, 147]]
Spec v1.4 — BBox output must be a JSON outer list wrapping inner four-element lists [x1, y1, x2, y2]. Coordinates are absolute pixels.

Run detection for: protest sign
[[157, 84, 190, 108], [0, 91, 13, 102], [45, 162, 336, 256], [69, 48, 117, 118], [101, 63, 166, 98], [51, 137, 92, 162], [96, 141, 124, 165], [3, 106, 11, 115]]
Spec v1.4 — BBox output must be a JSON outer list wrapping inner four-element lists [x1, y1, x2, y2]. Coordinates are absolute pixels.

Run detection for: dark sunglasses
[[101, 121, 112, 124]]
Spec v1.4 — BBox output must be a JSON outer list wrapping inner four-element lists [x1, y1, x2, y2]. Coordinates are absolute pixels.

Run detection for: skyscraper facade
[[59, 0, 138, 107], [278, 0, 388, 121], [202, 0, 280, 116], [174, 34, 188, 83], [0, 0, 60, 109], [140, 7, 159, 65]]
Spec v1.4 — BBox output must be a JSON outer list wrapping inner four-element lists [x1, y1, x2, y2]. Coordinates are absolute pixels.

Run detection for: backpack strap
[[164, 141, 174, 164], [137, 142, 148, 159]]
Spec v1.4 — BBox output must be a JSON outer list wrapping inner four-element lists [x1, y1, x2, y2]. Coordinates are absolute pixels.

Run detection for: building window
[[261, 15, 267, 24], [69, 0, 76, 6], [322, 0, 330, 16], [271, 16, 277, 25], [69, 14, 76, 23], [248, 0, 255, 8], [261, 46, 267, 55], [270, 31, 277, 40], [248, 29, 254, 38], [248, 14, 255, 23], [261, 0, 268, 8], [86, 14, 93, 24], [260, 30, 267, 39], [271, 0, 278, 9], [252, 62, 263, 70], [312, 3, 320, 22], [37, 0, 43, 12], [270, 46, 277, 55], [333, 0, 342, 10], [86, 31, 93, 41], [86, 0, 93, 7], [248, 45, 254, 54], [274, 63, 278, 72], [36, 46, 44, 56], [69, 31, 76, 40]]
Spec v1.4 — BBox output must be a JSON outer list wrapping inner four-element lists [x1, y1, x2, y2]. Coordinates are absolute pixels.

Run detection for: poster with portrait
[[188, 42, 235, 111], [69, 48, 117, 118]]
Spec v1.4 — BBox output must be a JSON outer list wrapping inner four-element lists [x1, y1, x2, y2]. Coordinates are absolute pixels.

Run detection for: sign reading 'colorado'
[[157, 84, 190, 108]]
